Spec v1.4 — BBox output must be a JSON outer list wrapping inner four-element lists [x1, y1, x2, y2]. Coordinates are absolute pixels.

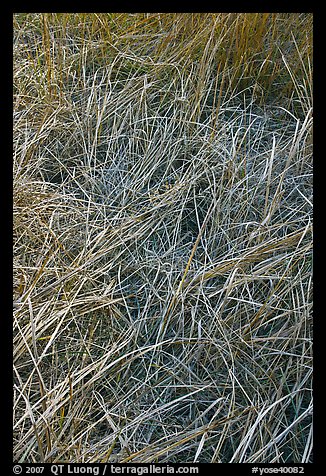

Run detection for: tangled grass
[[13, 13, 313, 463]]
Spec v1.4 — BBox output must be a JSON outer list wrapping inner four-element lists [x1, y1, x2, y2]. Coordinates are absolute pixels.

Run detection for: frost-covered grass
[[13, 13, 313, 463]]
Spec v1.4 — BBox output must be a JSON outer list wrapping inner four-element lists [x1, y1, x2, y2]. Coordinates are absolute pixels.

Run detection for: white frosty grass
[[13, 15, 312, 463]]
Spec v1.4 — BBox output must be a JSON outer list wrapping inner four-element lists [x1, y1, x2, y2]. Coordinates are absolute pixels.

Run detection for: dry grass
[[13, 13, 313, 463]]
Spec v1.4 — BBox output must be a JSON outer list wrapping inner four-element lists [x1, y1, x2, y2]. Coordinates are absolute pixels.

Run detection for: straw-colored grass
[[13, 13, 313, 463]]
